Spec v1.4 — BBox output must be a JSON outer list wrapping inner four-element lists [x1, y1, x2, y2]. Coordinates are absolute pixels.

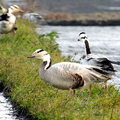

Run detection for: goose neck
[[8, 8, 12, 14], [84, 40, 91, 55], [43, 58, 52, 70]]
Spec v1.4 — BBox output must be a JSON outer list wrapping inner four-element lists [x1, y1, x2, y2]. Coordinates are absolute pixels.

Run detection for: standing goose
[[0, 5, 24, 36], [78, 32, 117, 96], [27, 49, 111, 96]]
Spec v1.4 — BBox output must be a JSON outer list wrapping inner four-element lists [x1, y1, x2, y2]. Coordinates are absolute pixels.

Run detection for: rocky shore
[[41, 19, 120, 26]]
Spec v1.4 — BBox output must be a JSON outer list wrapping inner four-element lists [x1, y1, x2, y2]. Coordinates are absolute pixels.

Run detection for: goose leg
[[13, 22, 17, 37], [105, 80, 108, 94], [13, 30, 16, 37], [89, 84, 92, 97], [70, 88, 75, 96]]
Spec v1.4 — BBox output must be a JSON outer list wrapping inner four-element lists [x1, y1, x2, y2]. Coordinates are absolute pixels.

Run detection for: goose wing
[[0, 13, 10, 21], [0, 13, 16, 24], [80, 54, 115, 72]]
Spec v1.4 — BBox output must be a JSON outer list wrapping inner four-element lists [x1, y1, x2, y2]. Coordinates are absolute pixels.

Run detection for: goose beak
[[20, 10, 24, 13], [27, 55, 35, 58], [19, 8, 24, 13]]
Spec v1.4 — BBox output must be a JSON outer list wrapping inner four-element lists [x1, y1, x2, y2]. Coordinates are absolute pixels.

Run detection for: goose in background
[[78, 32, 119, 96], [0, 5, 24, 36], [22, 13, 44, 26], [23, 13, 43, 21], [27, 49, 111, 96], [8, 5, 24, 16], [0, 4, 24, 15]]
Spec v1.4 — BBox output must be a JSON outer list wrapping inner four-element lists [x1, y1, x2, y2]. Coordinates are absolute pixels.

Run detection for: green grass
[[0, 18, 120, 120]]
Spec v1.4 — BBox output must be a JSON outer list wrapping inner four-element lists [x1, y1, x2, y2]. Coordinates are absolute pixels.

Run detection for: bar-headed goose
[[27, 49, 111, 96], [0, 5, 23, 36], [0, 5, 24, 15], [23, 13, 43, 21], [78, 32, 116, 96]]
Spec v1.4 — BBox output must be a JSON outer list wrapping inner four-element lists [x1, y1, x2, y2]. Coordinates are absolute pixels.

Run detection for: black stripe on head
[[81, 36, 87, 39], [79, 32, 86, 36], [37, 49, 44, 53], [13, 5, 18, 9]]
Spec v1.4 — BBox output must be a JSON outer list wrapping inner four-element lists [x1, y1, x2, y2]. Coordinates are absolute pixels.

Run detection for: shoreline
[[41, 19, 120, 26], [0, 83, 36, 120]]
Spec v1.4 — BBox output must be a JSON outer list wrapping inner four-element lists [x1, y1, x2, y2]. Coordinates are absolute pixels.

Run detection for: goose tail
[[110, 61, 120, 65]]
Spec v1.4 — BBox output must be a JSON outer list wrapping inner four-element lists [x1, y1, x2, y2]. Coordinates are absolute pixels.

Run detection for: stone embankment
[[41, 19, 120, 26]]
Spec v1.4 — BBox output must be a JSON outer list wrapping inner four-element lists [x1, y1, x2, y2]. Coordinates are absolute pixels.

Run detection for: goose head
[[78, 32, 88, 42], [8, 5, 24, 15], [23, 13, 44, 21], [27, 49, 51, 61], [30, 13, 43, 20]]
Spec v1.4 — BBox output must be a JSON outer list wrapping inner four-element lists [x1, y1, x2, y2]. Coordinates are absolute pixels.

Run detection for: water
[[0, 92, 18, 120], [3, 0, 120, 14], [36, 25, 120, 89]]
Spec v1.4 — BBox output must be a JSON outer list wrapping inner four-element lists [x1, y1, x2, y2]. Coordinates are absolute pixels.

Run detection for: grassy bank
[[0, 19, 120, 120]]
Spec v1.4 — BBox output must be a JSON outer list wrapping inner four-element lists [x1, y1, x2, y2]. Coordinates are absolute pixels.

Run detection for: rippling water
[[37, 26, 120, 89], [0, 92, 18, 120]]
